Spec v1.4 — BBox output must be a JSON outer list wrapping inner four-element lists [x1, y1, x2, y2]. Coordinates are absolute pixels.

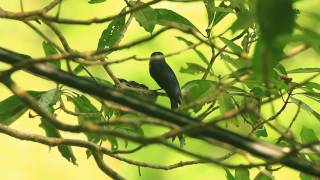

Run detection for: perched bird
[[149, 52, 182, 110], [149, 52, 185, 147]]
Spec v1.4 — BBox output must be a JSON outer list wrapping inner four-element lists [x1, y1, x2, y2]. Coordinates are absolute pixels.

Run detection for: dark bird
[[149, 52, 182, 110], [149, 52, 185, 147]]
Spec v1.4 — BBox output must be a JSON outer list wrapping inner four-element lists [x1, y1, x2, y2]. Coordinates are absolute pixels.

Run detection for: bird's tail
[[170, 99, 179, 110]]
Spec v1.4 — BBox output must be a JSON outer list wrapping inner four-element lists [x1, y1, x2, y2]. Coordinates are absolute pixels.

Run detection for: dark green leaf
[[235, 168, 250, 180], [156, 8, 200, 32], [287, 68, 320, 74], [42, 41, 60, 69], [225, 168, 235, 180], [97, 10, 126, 50], [176, 36, 209, 65], [255, 126, 268, 137], [134, 2, 157, 33], [254, 172, 273, 180], [88, 0, 106, 4], [220, 37, 243, 54], [0, 91, 43, 125], [203, 0, 215, 27], [180, 63, 207, 75], [255, 0, 295, 44]]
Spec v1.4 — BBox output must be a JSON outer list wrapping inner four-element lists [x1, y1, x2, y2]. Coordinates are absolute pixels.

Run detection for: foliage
[[0, 0, 320, 179]]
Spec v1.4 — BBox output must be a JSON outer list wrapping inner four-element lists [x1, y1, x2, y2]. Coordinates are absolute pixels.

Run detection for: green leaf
[[97, 9, 126, 50], [42, 41, 60, 69], [180, 63, 208, 75], [181, 80, 217, 112], [231, 10, 254, 32], [39, 118, 77, 165], [67, 94, 112, 145], [235, 168, 250, 180], [155, 8, 200, 32], [252, 40, 282, 83], [219, 37, 243, 54], [115, 114, 144, 136], [217, 92, 239, 126], [203, 0, 215, 27], [300, 126, 318, 144], [225, 168, 235, 180], [287, 68, 320, 74], [88, 0, 106, 4], [221, 53, 251, 69], [254, 172, 273, 180], [299, 126, 320, 163], [301, 92, 320, 103], [176, 36, 209, 65], [303, 82, 320, 92], [291, 97, 320, 121], [212, 1, 230, 26], [0, 91, 43, 125], [255, 126, 268, 138], [38, 89, 77, 165], [134, 3, 157, 33], [299, 172, 314, 180], [255, 0, 295, 44]]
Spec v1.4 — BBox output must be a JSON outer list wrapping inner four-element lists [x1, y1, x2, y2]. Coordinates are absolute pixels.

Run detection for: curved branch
[[1, 48, 320, 176]]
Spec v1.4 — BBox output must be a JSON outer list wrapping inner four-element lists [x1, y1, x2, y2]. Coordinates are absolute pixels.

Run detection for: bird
[[149, 52, 185, 147], [149, 52, 182, 110]]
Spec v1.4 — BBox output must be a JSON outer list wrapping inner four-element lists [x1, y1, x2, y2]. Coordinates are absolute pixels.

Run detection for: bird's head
[[150, 51, 165, 61]]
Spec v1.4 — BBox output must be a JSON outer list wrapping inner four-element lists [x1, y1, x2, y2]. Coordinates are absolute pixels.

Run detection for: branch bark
[[1, 48, 320, 176]]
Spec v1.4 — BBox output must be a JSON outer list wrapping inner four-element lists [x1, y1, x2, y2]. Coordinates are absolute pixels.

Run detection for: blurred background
[[0, 0, 320, 179]]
